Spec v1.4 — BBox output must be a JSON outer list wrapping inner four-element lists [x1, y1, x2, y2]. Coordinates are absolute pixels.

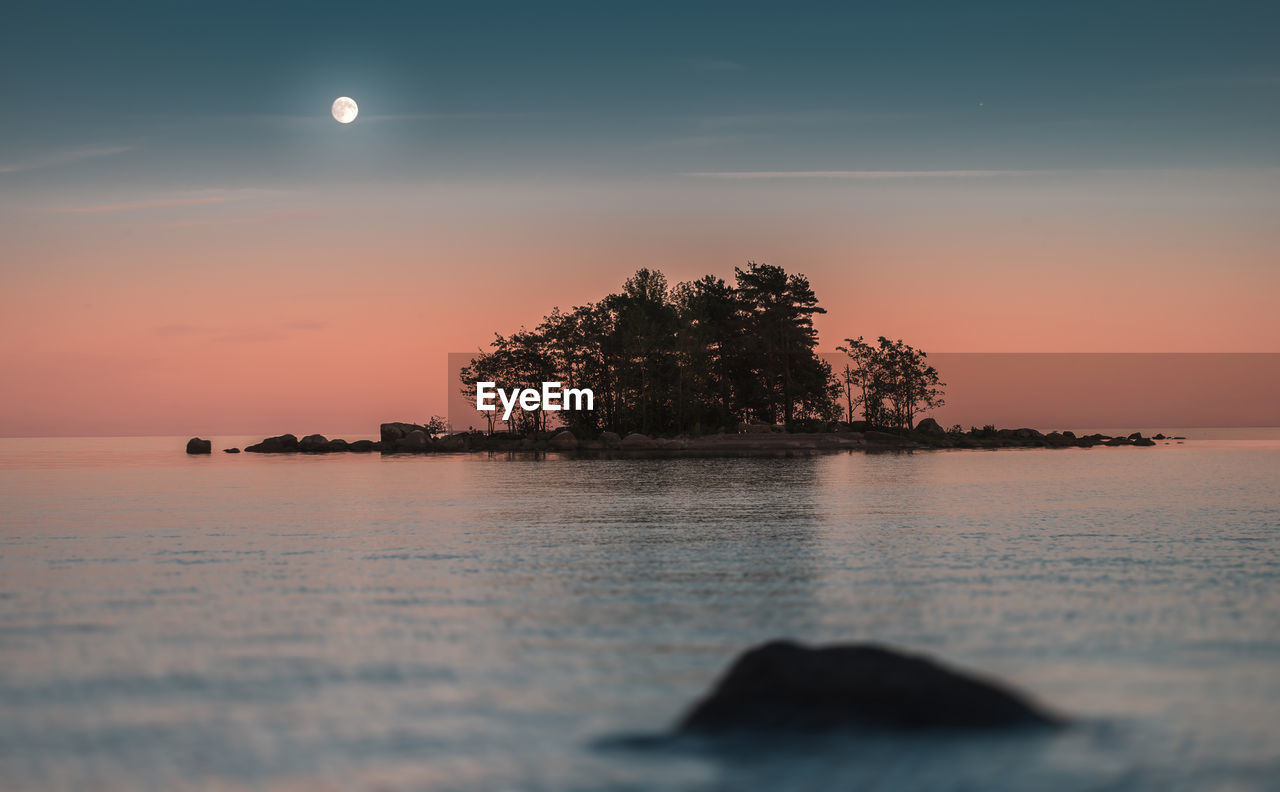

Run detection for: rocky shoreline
[[185, 421, 1181, 455]]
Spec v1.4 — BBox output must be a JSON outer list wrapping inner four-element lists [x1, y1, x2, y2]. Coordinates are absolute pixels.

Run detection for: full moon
[[331, 97, 358, 124]]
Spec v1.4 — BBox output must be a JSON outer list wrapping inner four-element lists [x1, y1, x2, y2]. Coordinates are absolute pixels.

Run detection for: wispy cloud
[[209, 110, 530, 126], [686, 170, 1066, 180], [643, 134, 747, 150], [58, 195, 234, 214], [152, 320, 330, 344], [0, 143, 135, 174], [1164, 72, 1280, 88], [53, 187, 282, 215], [693, 109, 917, 132], [687, 167, 1280, 180], [689, 58, 745, 72]]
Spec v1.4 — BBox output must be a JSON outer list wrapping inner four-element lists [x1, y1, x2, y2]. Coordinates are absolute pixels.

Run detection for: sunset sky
[[2, 1, 1278, 436]]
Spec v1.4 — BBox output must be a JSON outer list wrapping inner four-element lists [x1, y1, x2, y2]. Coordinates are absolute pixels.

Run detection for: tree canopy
[[462, 265, 944, 436]]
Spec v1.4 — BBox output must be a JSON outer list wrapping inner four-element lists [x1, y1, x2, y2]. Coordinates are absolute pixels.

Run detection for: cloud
[[152, 324, 204, 338], [53, 187, 283, 215], [686, 167, 1280, 181], [689, 58, 745, 72], [1164, 73, 1280, 88], [686, 170, 1066, 180], [692, 110, 917, 131], [58, 195, 234, 214], [152, 320, 330, 345], [643, 134, 747, 150], [0, 143, 135, 174]]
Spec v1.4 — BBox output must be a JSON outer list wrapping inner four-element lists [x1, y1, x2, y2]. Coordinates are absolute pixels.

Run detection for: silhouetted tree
[[733, 263, 831, 425], [837, 336, 945, 430], [462, 264, 862, 436]]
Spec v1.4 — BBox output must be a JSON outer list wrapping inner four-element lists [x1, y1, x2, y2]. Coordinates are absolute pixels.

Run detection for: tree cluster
[[461, 264, 946, 436], [835, 336, 945, 431]]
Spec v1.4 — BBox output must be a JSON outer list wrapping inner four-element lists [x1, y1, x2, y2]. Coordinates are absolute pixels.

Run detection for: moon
[[331, 97, 358, 124]]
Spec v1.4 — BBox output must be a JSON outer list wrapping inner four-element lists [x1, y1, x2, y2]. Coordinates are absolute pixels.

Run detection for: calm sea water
[[1, 433, 1278, 791]]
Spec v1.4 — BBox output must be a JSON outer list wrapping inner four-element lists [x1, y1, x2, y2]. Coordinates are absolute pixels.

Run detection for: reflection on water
[[0, 436, 1278, 790]]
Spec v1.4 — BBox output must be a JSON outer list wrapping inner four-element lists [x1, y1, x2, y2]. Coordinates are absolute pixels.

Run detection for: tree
[[836, 337, 945, 430], [836, 336, 883, 426], [459, 263, 847, 437], [733, 262, 830, 425]]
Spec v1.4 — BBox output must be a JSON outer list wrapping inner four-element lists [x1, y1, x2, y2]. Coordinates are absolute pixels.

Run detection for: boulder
[[1132, 437, 1156, 446], [434, 433, 470, 452], [1015, 428, 1043, 440], [548, 430, 579, 450], [185, 437, 212, 454], [380, 422, 424, 443], [245, 434, 299, 453], [395, 429, 430, 452], [1128, 432, 1144, 440], [915, 418, 945, 435], [347, 439, 376, 452], [326, 438, 349, 451], [599, 431, 623, 448], [863, 430, 913, 448], [677, 640, 1058, 734], [299, 434, 329, 452], [223, 448, 240, 454], [621, 432, 657, 449]]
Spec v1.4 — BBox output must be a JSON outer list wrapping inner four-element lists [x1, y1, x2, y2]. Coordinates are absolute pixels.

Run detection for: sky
[[2, 1, 1278, 436]]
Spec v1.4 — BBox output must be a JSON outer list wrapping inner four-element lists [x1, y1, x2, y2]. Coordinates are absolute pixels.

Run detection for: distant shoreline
[[185, 423, 1181, 456]]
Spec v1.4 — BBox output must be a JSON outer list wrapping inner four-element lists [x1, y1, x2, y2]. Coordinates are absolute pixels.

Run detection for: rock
[[677, 640, 1058, 734], [347, 439, 376, 452], [1153, 433, 1166, 440], [863, 430, 913, 448], [326, 438, 349, 451], [1104, 437, 1132, 446], [395, 429, 430, 452], [380, 422, 424, 443], [915, 418, 945, 435], [1015, 428, 1043, 440], [434, 433, 470, 452], [223, 448, 240, 454], [548, 430, 579, 450], [1133, 437, 1156, 446], [1061, 430, 1076, 439], [599, 431, 623, 448], [621, 432, 657, 449], [298, 434, 329, 452], [185, 437, 212, 454], [1128, 432, 1144, 440], [1044, 432, 1073, 448], [245, 434, 299, 453]]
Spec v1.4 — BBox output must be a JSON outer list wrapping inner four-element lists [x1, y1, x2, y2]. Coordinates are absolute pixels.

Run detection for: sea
[[1, 430, 1278, 791]]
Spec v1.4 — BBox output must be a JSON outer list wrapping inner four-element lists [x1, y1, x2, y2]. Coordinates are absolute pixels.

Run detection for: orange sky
[[2, 173, 1278, 436]]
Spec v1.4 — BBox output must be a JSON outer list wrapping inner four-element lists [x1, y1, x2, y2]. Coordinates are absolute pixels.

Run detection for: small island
[[189, 422, 1170, 456], [190, 264, 1178, 456]]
